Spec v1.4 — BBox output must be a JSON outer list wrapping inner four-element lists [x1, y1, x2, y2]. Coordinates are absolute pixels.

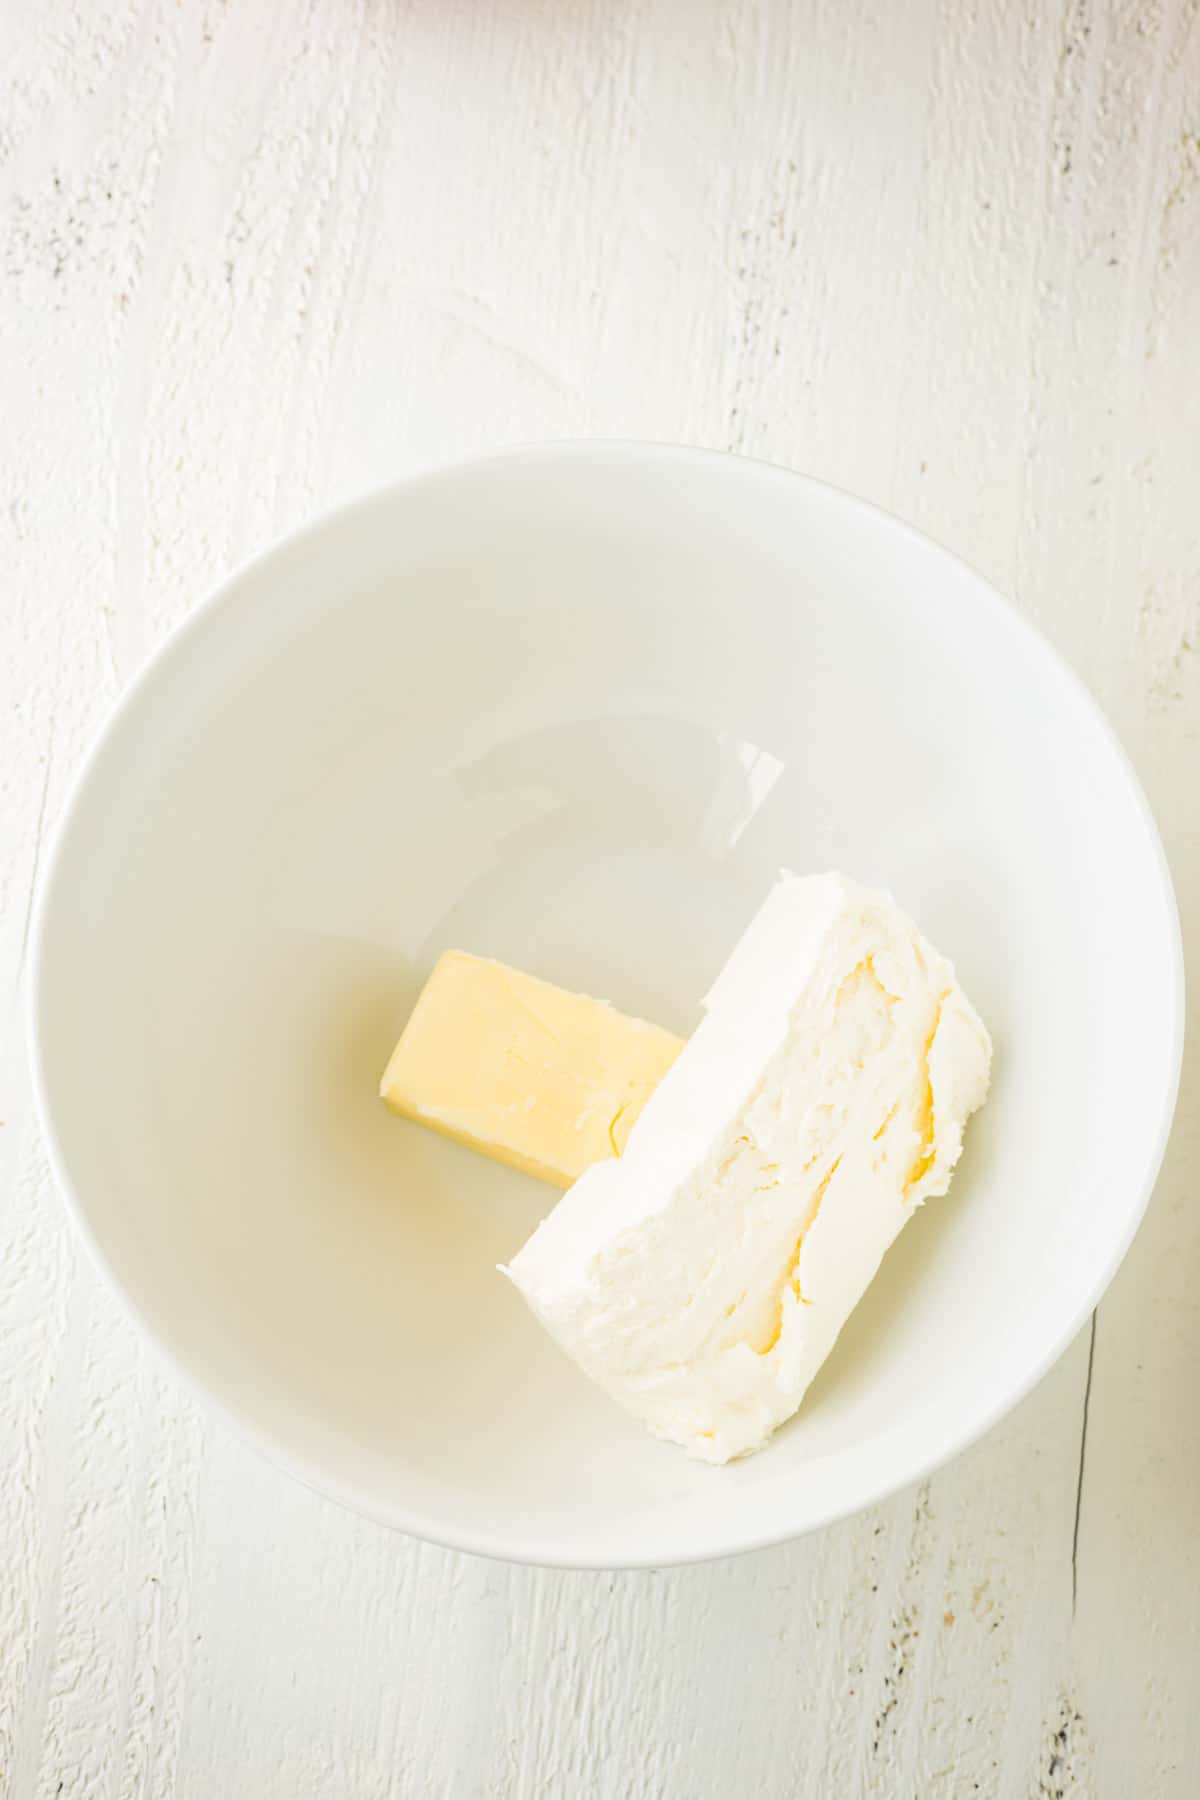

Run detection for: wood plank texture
[[1, 1, 1197, 1793]]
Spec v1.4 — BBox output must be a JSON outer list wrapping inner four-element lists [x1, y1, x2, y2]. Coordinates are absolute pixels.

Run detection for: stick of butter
[[504, 872, 992, 1463], [380, 951, 684, 1187]]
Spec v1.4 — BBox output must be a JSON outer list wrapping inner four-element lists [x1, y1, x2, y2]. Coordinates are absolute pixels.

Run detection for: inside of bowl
[[35, 448, 1180, 1563]]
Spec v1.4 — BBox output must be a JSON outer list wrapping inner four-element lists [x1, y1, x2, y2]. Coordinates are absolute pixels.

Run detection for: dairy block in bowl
[[505, 872, 992, 1466]]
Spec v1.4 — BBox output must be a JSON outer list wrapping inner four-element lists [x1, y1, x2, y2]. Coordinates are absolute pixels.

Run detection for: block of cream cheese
[[504, 873, 992, 1463], [380, 951, 684, 1188]]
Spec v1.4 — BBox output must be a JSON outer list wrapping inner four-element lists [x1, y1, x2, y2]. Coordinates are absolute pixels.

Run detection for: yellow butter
[[380, 952, 684, 1187]]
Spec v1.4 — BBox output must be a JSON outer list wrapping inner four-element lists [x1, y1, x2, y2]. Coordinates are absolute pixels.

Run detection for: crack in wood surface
[[1071, 1310, 1098, 1616]]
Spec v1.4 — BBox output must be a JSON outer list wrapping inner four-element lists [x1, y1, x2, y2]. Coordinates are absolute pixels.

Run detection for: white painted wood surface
[[2, 0, 1197, 1791]]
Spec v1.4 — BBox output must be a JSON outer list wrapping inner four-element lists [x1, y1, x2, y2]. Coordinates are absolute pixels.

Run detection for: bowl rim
[[27, 439, 1186, 1569]]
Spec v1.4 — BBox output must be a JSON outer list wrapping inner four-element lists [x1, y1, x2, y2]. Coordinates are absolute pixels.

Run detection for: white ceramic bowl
[[31, 444, 1183, 1568]]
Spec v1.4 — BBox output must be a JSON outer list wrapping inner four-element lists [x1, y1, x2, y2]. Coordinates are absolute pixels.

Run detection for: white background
[[2, 1, 1198, 1794]]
